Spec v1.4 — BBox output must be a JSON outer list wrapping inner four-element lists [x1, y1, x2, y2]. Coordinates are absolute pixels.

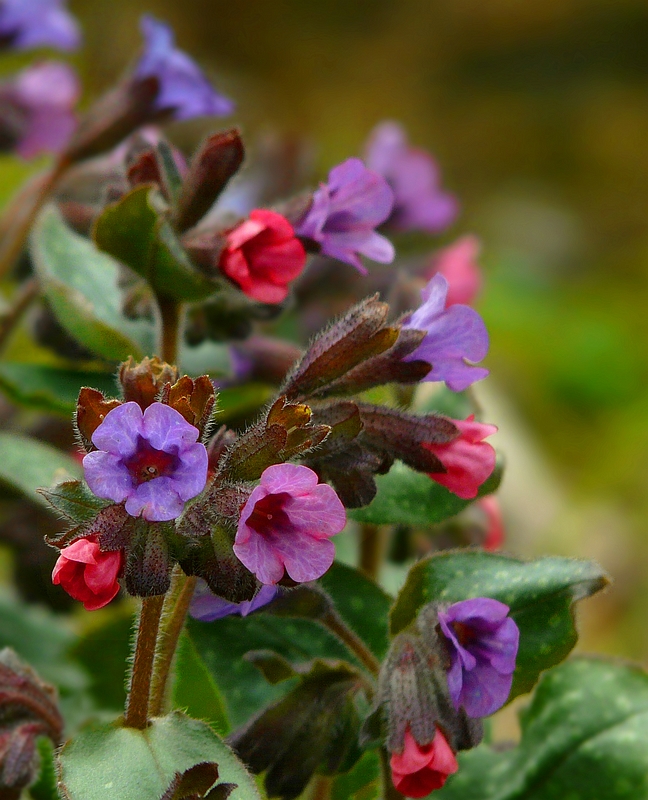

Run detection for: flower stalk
[[124, 594, 165, 729]]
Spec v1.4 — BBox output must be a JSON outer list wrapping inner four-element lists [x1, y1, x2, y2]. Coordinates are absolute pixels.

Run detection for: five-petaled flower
[[425, 415, 497, 500], [83, 401, 208, 522], [135, 15, 233, 120], [295, 157, 395, 273], [0, 61, 79, 159], [390, 726, 458, 798], [233, 463, 346, 585], [189, 580, 278, 621], [428, 235, 482, 308], [52, 537, 122, 611], [438, 597, 519, 718], [0, 0, 80, 52], [402, 274, 489, 392], [365, 121, 458, 234], [219, 209, 307, 304]]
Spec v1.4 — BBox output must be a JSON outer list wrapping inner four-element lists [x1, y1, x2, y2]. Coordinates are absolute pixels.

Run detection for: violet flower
[[402, 274, 489, 392], [0, 0, 80, 52], [0, 61, 79, 159], [83, 401, 208, 523], [189, 580, 278, 622], [233, 463, 346, 585], [365, 121, 458, 234], [135, 15, 233, 121], [438, 598, 519, 718], [295, 157, 395, 274]]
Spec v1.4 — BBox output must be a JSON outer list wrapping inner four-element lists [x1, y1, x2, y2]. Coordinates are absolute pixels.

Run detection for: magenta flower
[[135, 15, 233, 121], [233, 464, 346, 585], [0, 0, 80, 52], [189, 580, 278, 622], [438, 598, 519, 718], [0, 61, 79, 159], [83, 401, 208, 523], [427, 235, 482, 308], [295, 157, 395, 274], [365, 121, 458, 234], [402, 274, 489, 392], [425, 415, 497, 500]]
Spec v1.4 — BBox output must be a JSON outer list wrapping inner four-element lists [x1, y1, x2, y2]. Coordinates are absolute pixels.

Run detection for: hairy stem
[[379, 747, 405, 800], [0, 156, 69, 281], [124, 595, 165, 729], [0, 278, 39, 353], [359, 523, 387, 581], [148, 569, 197, 717], [158, 296, 181, 365], [321, 608, 380, 680]]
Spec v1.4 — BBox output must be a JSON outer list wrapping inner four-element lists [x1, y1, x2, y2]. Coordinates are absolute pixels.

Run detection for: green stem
[[124, 595, 165, 729], [157, 296, 181, 364], [359, 523, 386, 581], [321, 608, 380, 680], [148, 569, 197, 717], [0, 156, 69, 281], [0, 278, 39, 353], [379, 747, 405, 800]]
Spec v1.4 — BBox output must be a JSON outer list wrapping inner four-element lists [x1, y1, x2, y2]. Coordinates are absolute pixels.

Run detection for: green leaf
[[30, 738, 60, 800], [187, 612, 355, 728], [319, 561, 392, 660], [31, 204, 155, 361], [389, 550, 608, 699], [173, 632, 229, 735], [58, 711, 260, 800], [94, 186, 217, 302], [0, 363, 117, 415], [348, 459, 503, 527], [436, 657, 648, 800], [331, 749, 380, 800], [0, 432, 81, 505]]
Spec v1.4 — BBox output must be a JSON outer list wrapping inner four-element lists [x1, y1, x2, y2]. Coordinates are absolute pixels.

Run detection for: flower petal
[[83, 450, 133, 503], [91, 402, 143, 458]]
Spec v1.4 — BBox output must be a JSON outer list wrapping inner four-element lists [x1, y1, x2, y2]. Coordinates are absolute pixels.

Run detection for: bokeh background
[[4, 0, 648, 683]]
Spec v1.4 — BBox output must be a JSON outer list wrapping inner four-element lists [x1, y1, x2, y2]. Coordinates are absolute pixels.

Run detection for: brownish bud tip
[[76, 387, 121, 449], [118, 356, 179, 410]]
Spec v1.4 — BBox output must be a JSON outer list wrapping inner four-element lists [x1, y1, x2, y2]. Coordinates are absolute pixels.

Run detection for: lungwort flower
[[233, 463, 346, 585], [52, 537, 122, 611], [189, 581, 278, 621], [0, 0, 80, 52], [219, 209, 307, 303], [425, 415, 497, 500], [135, 15, 233, 120], [83, 401, 208, 522], [365, 121, 458, 234], [438, 598, 519, 718], [428, 235, 482, 308], [0, 61, 79, 159], [390, 726, 458, 798], [295, 157, 394, 273], [402, 274, 489, 392]]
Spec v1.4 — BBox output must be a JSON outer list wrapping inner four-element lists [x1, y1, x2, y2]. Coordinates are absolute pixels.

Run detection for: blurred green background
[[6, 0, 648, 667]]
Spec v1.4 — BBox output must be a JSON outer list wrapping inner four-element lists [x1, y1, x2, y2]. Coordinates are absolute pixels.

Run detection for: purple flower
[[365, 121, 458, 234], [0, 0, 80, 51], [83, 401, 208, 523], [0, 61, 79, 159], [189, 580, 278, 622], [295, 157, 395, 274], [402, 274, 489, 392], [233, 464, 346, 585], [135, 15, 233, 121], [438, 598, 519, 718]]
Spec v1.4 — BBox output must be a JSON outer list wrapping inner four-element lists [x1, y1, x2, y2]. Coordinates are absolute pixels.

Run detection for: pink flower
[[479, 495, 505, 551], [219, 209, 307, 304], [390, 726, 458, 798], [428, 235, 482, 308], [425, 415, 497, 500], [233, 464, 346, 585], [52, 537, 122, 611]]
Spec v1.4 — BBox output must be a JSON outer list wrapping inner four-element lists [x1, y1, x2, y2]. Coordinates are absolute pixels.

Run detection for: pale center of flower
[[123, 437, 180, 485]]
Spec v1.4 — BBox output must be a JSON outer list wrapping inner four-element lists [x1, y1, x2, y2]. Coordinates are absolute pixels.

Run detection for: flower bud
[[52, 536, 122, 610], [118, 356, 179, 410]]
